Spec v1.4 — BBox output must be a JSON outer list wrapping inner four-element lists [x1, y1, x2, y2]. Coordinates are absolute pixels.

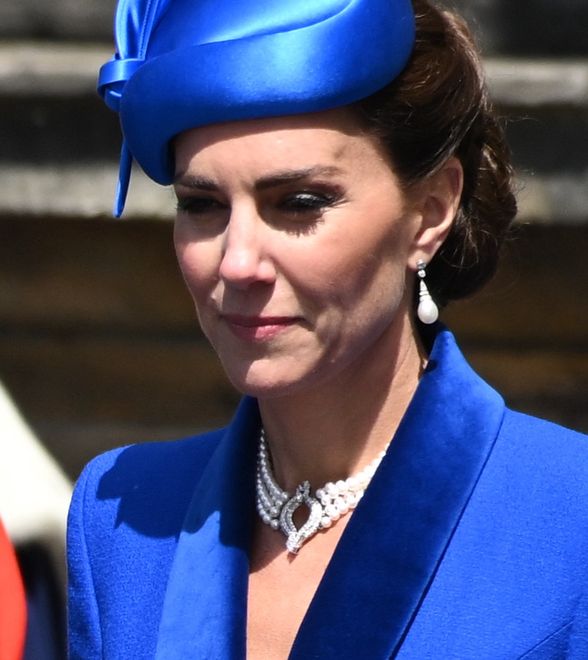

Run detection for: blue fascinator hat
[[98, 0, 416, 216]]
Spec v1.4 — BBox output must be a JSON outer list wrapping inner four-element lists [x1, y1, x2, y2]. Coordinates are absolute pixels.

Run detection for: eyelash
[[175, 190, 343, 221], [278, 192, 340, 214]]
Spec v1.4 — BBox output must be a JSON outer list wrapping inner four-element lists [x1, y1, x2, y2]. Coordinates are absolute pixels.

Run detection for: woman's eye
[[176, 196, 226, 215], [279, 192, 339, 214]]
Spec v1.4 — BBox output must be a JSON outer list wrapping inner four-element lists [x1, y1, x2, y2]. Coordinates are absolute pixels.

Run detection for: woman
[[68, 0, 588, 658]]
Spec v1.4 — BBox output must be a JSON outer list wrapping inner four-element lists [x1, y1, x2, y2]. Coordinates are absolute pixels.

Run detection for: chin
[[221, 360, 315, 400]]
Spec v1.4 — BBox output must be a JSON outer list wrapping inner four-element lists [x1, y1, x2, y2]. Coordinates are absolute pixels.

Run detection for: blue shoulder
[[67, 430, 227, 659], [503, 409, 587, 442], [71, 430, 224, 539], [497, 409, 588, 501], [501, 409, 587, 456]]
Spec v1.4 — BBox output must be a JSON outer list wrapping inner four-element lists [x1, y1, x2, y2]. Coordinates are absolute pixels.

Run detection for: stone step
[[1, 218, 586, 477], [1, 44, 586, 223], [4, 334, 587, 479], [1, 0, 587, 56], [2, 218, 586, 347], [1, 163, 586, 225], [2, 44, 588, 107], [450, 0, 588, 57]]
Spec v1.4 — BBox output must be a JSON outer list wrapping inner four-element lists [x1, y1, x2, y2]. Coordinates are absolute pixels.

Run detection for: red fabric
[[0, 520, 26, 660]]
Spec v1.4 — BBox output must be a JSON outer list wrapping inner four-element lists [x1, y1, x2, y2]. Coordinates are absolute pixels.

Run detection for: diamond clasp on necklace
[[256, 430, 389, 554], [278, 482, 323, 554]]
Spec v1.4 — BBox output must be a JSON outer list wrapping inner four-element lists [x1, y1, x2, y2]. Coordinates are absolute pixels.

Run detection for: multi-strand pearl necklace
[[256, 430, 389, 554]]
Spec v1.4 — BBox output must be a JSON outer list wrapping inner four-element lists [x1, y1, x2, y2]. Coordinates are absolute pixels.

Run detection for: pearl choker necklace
[[256, 430, 388, 554]]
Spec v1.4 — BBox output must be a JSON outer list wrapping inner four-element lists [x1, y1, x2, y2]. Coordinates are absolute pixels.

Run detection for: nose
[[218, 209, 276, 289]]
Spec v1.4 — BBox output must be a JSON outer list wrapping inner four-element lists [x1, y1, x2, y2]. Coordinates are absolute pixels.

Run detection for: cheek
[[293, 216, 410, 304], [173, 230, 218, 302], [330, 252, 407, 324]]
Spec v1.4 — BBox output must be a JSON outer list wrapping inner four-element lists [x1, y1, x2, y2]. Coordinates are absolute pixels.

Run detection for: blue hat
[[98, 0, 416, 216]]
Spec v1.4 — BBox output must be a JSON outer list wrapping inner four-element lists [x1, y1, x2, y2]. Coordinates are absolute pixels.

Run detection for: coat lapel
[[155, 397, 260, 660], [290, 329, 506, 659], [154, 329, 506, 659]]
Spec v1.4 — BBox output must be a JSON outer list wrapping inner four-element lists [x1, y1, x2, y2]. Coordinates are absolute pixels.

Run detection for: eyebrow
[[174, 165, 344, 190], [173, 174, 218, 190]]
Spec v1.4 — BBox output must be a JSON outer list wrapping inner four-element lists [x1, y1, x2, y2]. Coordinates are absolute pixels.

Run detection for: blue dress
[[67, 329, 588, 658]]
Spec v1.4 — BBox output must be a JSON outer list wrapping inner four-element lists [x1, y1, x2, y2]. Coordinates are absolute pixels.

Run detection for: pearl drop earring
[[416, 259, 439, 324]]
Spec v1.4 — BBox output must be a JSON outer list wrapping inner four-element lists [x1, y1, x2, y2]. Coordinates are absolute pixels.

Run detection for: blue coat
[[67, 329, 588, 659]]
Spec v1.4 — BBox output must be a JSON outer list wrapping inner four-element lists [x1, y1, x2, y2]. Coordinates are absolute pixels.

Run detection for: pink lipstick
[[222, 314, 297, 341]]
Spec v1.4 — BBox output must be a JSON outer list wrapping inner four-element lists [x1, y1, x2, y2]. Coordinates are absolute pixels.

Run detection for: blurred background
[[0, 2, 587, 652], [2, 0, 587, 478]]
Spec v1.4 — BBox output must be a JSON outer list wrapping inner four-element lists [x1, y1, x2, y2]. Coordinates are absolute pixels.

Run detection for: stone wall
[[1, 1, 587, 478]]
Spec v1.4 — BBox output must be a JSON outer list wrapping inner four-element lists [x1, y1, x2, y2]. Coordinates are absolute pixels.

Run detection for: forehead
[[173, 107, 387, 177]]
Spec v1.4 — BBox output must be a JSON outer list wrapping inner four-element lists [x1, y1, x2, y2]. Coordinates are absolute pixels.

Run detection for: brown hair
[[356, 0, 517, 305]]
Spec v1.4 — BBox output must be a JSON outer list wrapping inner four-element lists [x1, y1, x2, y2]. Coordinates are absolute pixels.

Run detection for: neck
[[258, 314, 426, 493]]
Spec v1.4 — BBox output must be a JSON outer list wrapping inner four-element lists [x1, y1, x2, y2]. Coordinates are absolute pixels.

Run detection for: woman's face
[[173, 109, 425, 397]]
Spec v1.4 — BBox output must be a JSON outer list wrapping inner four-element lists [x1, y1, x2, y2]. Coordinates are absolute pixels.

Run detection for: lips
[[221, 314, 298, 341]]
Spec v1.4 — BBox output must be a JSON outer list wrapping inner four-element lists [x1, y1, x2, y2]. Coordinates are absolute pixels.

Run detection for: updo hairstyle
[[356, 0, 518, 306]]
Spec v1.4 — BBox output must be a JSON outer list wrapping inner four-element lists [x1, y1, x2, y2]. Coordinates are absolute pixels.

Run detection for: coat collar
[[155, 328, 505, 659]]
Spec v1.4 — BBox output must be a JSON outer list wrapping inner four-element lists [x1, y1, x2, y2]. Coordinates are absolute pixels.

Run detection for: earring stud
[[416, 260, 439, 324]]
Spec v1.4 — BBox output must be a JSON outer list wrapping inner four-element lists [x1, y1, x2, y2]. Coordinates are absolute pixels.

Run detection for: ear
[[408, 157, 463, 269]]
